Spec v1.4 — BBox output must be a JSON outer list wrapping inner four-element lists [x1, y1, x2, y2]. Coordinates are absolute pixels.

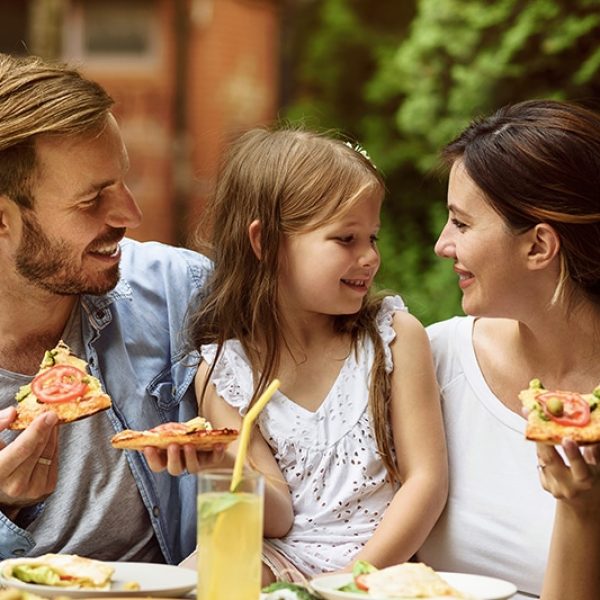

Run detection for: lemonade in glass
[[197, 469, 264, 600]]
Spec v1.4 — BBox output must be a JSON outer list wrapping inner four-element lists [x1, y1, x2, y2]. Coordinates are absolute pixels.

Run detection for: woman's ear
[[526, 223, 561, 270], [248, 219, 262, 260]]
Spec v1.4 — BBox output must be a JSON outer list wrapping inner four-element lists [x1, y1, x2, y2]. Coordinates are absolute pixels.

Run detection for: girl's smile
[[278, 189, 382, 320]]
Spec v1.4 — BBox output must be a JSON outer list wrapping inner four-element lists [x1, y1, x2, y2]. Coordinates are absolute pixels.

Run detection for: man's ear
[[248, 219, 262, 260], [526, 223, 561, 270], [0, 194, 23, 238], [0, 195, 16, 237]]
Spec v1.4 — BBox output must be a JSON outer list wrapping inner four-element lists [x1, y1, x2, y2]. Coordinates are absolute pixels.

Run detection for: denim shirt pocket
[[147, 352, 200, 413]]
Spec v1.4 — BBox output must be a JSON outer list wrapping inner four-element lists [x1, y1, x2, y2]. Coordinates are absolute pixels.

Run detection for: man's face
[[14, 114, 142, 296]]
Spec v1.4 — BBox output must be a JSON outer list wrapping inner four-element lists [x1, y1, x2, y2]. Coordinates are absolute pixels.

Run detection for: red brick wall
[[184, 0, 281, 241]]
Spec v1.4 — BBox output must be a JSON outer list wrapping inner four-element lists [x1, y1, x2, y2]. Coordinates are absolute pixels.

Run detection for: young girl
[[187, 127, 448, 581]]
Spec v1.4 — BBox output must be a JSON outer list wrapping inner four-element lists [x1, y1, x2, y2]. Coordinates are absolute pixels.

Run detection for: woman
[[417, 99, 600, 600]]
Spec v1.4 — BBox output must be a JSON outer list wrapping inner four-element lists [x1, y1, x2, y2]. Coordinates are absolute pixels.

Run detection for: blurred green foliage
[[282, 0, 600, 325]]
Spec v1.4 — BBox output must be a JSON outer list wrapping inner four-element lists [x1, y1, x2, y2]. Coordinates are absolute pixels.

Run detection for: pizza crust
[[525, 410, 600, 445], [111, 426, 239, 451], [9, 393, 112, 430], [519, 382, 600, 445]]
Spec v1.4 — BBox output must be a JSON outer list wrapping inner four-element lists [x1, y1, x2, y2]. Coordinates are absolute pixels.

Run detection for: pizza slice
[[9, 341, 112, 430], [519, 378, 600, 444], [0, 553, 114, 589], [341, 561, 466, 598], [110, 416, 239, 450]]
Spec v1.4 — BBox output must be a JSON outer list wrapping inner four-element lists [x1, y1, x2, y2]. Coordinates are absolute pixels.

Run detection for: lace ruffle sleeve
[[200, 342, 253, 416], [376, 295, 408, 374]]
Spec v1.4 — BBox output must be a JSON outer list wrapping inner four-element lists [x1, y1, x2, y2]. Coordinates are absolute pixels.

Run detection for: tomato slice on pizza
[[111, 416, 238, 451], [519, 378, 600, 444], [31, 365, 89, 404], [9, 341, 112, 430]]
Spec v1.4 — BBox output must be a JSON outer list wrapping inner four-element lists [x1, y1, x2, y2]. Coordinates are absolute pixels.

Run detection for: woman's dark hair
[[442, 99, 600, 304]]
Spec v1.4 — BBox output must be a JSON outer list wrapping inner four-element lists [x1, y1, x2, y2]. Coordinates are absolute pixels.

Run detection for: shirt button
[[152, 506, 160, 518], [13, 548, 25, 556]]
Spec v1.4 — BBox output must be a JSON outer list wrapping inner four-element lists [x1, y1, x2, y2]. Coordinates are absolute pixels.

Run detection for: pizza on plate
[[0, 553, 114, 590], [341, 561, 466, 598], [110, 416, 239, 450], [519, 378, 600, 444], [9, 341, 112, 430]]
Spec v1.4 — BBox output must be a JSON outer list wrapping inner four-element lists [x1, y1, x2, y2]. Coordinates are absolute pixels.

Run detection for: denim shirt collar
[[80, 278, 133, 330]]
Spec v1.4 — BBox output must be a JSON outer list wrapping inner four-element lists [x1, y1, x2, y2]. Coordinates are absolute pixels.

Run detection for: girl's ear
[[248, 219, 262, 260], [526, 223, 561, 270]]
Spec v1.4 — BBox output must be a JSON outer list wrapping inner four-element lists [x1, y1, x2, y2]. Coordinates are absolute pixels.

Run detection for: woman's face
[[435, 160, 532, 318]]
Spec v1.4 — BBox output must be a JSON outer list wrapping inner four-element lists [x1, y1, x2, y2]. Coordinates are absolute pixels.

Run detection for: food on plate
[[122, 580, 141, 591], [9, 341, 112, 430], [0, 554, 114, 590], [261, 581, 318, 599], [0, 588, 61, 600], [339, 560, 466, 598], [519, 378, 600, 444], [110, 416, 239, 450]]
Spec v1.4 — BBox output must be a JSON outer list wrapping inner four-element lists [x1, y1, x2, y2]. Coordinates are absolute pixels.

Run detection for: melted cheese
[[363, 563, 465, 598]]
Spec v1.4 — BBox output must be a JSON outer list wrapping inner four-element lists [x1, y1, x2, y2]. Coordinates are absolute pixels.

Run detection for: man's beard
[[16, 211, 125, 296]]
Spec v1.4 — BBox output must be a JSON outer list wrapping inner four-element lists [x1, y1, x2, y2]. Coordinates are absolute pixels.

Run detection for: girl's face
[[435, 160, 532, 318], [278, 189, 382, 319]]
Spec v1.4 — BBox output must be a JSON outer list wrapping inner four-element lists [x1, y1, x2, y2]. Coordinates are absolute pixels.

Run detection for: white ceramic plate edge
[[309, 571, 518, 600], [0, 561, 196, 599]]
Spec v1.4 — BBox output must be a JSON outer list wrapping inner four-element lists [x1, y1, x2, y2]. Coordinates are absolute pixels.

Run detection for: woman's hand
[[538, 439, 600, 599], [143, 443, 226, 476], [536, 439, 600, 510]]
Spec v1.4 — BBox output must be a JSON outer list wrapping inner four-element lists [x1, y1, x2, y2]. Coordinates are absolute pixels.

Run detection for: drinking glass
[[197, 468, 264, 600]]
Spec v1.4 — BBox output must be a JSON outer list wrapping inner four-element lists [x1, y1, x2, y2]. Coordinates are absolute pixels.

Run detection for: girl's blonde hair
[[189, 126, 401, 482]]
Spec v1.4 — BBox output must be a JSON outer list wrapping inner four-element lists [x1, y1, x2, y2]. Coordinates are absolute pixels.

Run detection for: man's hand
[[0, 408, 59, 517]]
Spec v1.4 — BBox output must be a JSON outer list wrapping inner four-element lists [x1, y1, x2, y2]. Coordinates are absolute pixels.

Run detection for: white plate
[[0, 561, 196, 598], [310, 572, 517, 600]]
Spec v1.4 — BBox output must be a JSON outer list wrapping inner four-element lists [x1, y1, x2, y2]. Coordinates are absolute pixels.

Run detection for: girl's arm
[[537, 440, 600, 600], [351, 311, 448, 568], [196, 361, 294, 538]]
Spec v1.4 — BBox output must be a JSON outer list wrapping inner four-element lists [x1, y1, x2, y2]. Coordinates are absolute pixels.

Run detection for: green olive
[[546, 396, 564, 416]]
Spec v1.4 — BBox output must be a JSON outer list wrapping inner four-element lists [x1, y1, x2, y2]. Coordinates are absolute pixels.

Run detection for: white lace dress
[[201, 295, 406, 575]]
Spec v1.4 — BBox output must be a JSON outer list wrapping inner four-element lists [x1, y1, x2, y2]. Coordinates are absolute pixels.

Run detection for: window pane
[[82, 0, 156, 56]]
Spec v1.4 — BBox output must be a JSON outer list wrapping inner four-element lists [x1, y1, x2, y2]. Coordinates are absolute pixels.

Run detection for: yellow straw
[[230, 379, 280, 492]]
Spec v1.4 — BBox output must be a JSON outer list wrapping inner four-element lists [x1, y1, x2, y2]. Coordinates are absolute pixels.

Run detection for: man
[[0, 53, 212, 564]]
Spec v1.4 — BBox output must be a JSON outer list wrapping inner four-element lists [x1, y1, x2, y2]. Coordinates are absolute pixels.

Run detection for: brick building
[[0, 0, 281, 244]]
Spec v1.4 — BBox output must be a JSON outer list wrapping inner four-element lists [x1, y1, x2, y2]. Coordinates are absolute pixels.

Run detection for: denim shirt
[[0, 238, 212, 564]]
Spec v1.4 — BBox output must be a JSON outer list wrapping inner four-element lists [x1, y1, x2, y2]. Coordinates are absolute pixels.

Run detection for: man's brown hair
[[0, 53, 114, 208]]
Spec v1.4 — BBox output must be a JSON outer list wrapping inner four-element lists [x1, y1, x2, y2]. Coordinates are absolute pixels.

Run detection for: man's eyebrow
[[74, 179, 117, 199], [74, 155, 130, 200]]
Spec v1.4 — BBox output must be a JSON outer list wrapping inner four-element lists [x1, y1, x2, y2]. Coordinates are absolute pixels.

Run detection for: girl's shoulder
[[377, 293, 433, 337], [200, 340, 254, 414]]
